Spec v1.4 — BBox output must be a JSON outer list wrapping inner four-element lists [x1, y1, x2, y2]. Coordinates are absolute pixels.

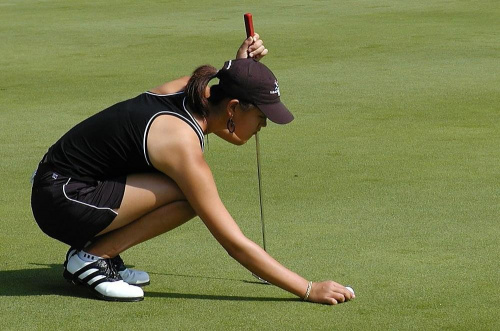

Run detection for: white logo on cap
[[270, 80, 280, 96]]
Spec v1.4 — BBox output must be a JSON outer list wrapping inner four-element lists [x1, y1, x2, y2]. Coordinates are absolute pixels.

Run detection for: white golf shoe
[[64, 248, 150, 287], [64, 250, 144, 302]]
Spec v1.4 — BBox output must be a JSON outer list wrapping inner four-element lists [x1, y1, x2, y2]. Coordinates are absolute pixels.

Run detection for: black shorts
[[31, 161, 126, 249]]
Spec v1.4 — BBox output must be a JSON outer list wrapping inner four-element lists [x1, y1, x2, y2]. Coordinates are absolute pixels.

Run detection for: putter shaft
[[255, 133, 267, 252]]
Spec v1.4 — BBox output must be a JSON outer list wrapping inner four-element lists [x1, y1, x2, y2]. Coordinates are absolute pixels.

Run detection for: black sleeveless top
[[45, 91, 205, 182]]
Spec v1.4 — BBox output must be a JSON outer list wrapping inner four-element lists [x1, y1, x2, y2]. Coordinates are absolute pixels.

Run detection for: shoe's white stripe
[[87, 275, 106, 286], [78, 268, 99, 280]]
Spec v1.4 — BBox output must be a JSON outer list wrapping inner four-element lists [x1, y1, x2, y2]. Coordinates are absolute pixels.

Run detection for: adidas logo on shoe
[[64, 250, 144, 302]]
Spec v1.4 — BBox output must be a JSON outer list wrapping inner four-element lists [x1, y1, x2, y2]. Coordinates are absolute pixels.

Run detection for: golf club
[[245, 12, 270, 285]]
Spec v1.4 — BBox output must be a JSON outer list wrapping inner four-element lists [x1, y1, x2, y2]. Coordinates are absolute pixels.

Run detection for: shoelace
[[97, 258, 122, 281], [111, 255, 126, 272]]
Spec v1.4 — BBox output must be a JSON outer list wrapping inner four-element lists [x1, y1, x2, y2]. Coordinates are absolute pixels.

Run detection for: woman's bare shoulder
[[146, 115, 203, 172]]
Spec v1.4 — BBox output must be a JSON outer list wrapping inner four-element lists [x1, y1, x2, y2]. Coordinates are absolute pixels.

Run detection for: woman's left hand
[[236, 33, 269, 61]]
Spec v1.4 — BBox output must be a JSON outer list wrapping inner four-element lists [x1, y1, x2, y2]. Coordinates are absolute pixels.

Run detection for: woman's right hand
[[235, 33, 268, 61], [308, 281, 355, 305]]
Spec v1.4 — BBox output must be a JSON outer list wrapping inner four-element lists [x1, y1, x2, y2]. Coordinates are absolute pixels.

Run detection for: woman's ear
[[204, 85, 211, 98], [226, 99, 240, 118]]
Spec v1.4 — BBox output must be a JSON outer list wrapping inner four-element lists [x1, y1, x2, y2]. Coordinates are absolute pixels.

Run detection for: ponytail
[[185, 64, 254, 118], [185, 65, 218, 118]]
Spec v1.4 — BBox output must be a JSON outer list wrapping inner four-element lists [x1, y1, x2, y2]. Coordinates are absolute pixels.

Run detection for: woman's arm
[[147, 117, 353, 304], [149, 33, 267, 96], [149, 76, 190, 95]]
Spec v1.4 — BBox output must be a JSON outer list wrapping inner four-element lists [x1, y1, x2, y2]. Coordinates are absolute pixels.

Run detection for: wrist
[[303, 281, 313, 301]]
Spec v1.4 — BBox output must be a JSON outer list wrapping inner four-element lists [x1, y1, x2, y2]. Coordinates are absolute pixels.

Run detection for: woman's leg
[[85, 172, 196, 258]]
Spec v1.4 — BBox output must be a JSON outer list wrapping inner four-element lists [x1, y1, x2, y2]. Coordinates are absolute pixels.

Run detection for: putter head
[[252, 273, 271, 285]]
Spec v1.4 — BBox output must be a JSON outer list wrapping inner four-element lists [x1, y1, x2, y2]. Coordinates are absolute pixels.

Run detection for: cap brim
[[257, 102, 294, 124]]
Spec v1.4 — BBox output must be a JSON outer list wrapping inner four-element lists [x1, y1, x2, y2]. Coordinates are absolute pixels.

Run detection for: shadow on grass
[[146, 291, 298, 302], [149, 271, 272, 286], [0, 263, 95, 300], [0, 264, 298, 302]]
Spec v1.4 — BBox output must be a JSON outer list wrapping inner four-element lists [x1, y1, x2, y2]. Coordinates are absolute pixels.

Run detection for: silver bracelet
[[303, 281, 313, 301]]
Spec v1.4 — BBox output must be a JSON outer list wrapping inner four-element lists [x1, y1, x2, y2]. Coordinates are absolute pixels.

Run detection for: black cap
[[216, 58, 294, 124]]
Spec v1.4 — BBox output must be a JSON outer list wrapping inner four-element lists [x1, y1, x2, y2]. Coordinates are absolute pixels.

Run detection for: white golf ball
[[346, 286, 355, 295]]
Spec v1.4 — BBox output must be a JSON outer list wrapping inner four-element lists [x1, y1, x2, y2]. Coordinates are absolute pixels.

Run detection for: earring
[[227, 117, 235, 133]]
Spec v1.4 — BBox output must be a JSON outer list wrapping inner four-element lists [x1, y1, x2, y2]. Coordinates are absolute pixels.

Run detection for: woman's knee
[[128, 172, 186, 203], [111, 173, 190, 230], [166, 199, 197, 221]]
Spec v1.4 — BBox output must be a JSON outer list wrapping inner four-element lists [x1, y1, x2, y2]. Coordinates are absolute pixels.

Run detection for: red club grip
[[244, 13, 254, 38]]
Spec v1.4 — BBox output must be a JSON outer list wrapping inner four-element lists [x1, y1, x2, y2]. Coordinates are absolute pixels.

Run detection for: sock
[[78, 250, 103, 262]]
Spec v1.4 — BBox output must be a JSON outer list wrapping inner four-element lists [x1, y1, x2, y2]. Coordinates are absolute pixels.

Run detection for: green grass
[[1, 0, 499, 330]]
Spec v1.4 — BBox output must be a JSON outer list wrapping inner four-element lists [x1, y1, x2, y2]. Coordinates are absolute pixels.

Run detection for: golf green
[[1, 0, 498, 329]]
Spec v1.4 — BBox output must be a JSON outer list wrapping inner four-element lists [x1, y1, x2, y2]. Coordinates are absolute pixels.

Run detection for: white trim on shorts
[[62, 178, 118, 215]]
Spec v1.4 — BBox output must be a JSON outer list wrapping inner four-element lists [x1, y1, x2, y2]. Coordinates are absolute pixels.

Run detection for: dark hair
[[186, 65, 254, 119]]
